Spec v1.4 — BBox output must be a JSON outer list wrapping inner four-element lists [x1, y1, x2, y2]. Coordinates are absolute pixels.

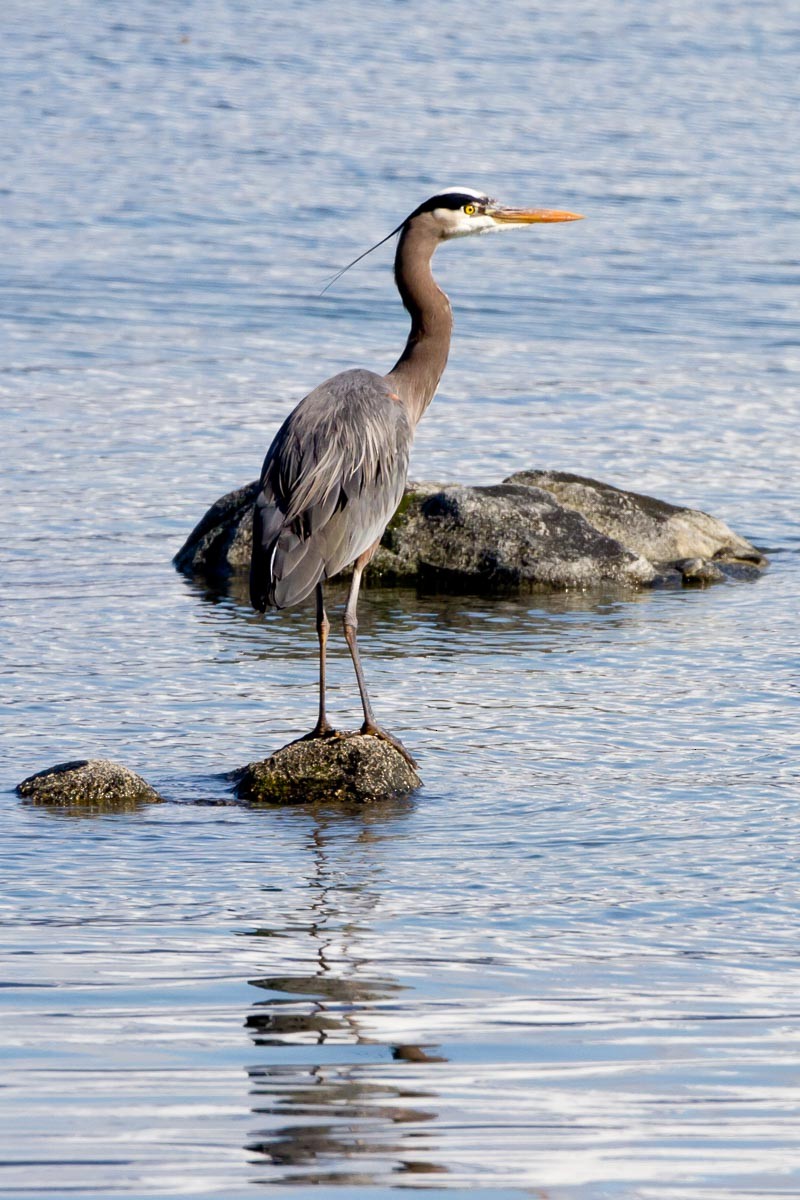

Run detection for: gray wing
[[250, 369, 412, 610]]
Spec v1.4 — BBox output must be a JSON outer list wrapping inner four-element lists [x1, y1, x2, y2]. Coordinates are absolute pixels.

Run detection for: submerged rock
[[175, 470, 767, 591], [17, 759, 164, 808], [235, 733, 421, 805]]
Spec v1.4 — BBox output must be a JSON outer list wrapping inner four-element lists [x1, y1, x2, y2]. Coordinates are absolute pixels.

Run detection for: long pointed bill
[[488, 206, 584, 226]]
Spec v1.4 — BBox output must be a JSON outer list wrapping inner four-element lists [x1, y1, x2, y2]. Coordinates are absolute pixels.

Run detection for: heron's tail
[[249, 494, 284, 611], [250, 494, 326, 611]]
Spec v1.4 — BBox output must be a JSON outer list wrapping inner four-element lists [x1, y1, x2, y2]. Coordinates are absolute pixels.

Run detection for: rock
[[675, 557, 726, 585], [370, 481, 657, 590], [235, 733, 421, 805], [175, 470, 767, 591], [173, 481, 257, 577], [17, 759, 164, 808], [506, 470, 767, 579]]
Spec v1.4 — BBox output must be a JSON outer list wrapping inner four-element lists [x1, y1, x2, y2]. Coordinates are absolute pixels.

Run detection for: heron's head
[[407, 187, 584, 240], [320, 187, 583, 296]]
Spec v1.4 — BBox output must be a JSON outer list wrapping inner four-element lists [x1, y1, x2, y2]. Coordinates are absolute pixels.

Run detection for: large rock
[[17, 759, 164, 809], [235, 733, 421, 805], [174, 471, 767, 591]]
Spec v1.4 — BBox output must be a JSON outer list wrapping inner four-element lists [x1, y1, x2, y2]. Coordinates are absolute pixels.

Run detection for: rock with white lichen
[[17, 759, 164, 809], [235, 733, 421, 805]]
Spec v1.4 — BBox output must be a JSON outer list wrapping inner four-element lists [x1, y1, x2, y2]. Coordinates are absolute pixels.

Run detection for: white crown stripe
[[438, 186, 486, 199]]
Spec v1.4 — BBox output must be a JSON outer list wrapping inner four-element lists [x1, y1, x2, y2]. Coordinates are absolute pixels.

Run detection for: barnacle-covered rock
[[17, 759, 164, 809], [235, 733, 421, 805]]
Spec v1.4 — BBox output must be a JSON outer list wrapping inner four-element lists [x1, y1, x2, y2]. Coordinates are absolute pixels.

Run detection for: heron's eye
[[464, 203, 477, 216]]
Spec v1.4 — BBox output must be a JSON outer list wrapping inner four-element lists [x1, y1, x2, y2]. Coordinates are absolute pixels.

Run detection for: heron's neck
[[386, 223, 452, 428]]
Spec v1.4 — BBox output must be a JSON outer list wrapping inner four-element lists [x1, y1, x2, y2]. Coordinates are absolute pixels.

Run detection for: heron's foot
[[303, 719, 338, 741], [360, 720, 418, 770]]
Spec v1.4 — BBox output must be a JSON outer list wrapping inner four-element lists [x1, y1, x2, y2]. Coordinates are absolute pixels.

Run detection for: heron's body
[[251, 368, 411, 610], [250, 188, 582, 763]]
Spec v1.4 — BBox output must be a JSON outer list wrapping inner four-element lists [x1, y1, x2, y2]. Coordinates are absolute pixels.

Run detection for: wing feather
[[250, 370, 412, 610]]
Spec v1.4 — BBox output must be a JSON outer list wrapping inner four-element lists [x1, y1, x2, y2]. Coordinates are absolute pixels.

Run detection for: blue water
[[2, 1, 799, 1196]]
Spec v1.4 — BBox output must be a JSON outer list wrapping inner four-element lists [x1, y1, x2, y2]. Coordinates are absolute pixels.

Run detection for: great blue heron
[[250, 187, 583, 764]]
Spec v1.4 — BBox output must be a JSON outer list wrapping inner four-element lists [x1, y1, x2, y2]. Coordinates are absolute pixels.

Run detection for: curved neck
[[386, 221, 453, 427]]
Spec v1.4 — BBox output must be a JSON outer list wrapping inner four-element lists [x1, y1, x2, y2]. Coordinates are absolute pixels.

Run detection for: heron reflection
[[242, 812, 447, 1183]]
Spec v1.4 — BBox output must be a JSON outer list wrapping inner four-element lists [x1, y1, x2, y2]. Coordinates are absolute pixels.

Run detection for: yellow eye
[[464, 203, 476, 215]]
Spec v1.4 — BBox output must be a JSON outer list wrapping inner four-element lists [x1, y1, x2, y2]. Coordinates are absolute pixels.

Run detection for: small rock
[[675, 557, 726, 585], [17, 759, 164, 808], [235, 733, 421, 805]]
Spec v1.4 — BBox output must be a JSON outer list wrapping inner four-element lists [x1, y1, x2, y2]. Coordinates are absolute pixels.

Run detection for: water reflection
[[184, 570, 657, 662], [247, 1062, 442, 1184], [243, 814, 446, 1184], [206, 565, 655, 615], [19, 795, 158, 818], [247, 972, 401, 1045]]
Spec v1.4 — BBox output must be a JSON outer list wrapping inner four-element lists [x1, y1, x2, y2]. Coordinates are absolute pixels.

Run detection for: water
[[1, 1, 799, 1195]]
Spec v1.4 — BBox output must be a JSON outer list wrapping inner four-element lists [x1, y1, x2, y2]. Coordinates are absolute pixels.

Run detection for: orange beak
[[487, 206, 584, 225]]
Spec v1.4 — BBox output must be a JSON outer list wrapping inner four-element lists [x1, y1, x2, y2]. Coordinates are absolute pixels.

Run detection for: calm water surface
[[2, 1, 799, 1196]]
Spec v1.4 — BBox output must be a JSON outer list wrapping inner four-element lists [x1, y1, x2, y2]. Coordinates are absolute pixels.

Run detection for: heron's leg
[[343, 552, 418, 769], [342, 558, 375, 723], [310, 582, 334, 737]]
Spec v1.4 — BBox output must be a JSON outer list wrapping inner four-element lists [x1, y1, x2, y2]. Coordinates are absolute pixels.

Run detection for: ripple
[[2, 0, 800, 1195]]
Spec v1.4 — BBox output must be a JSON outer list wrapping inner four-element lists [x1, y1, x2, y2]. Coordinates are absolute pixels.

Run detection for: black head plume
[[319, 218, 405, 296], [319, 189, 492, 295]]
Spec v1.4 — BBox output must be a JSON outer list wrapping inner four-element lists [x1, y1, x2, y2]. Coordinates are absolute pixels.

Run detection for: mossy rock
[[235, 733, 421, 805], [17, 759, 164, 809]]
